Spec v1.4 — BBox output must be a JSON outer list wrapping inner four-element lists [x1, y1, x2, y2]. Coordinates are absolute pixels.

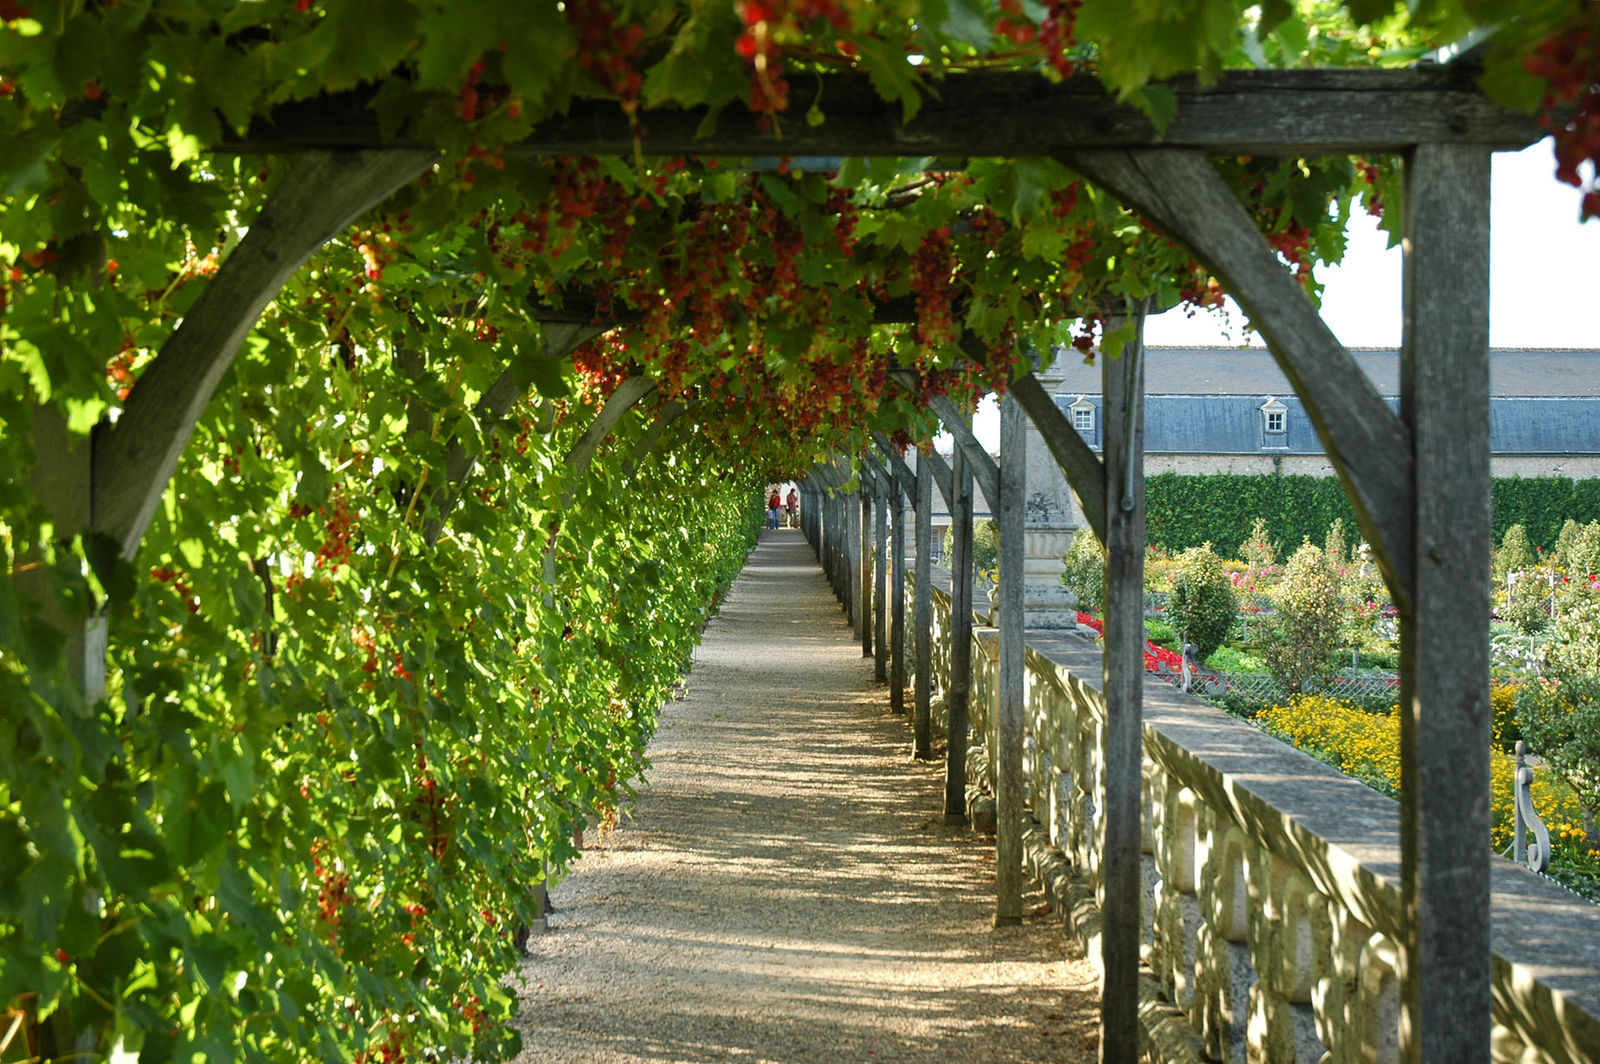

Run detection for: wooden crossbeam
[[226, 66, 1540, 159]]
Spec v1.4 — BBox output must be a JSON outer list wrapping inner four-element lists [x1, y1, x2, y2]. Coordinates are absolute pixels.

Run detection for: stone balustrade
[[913, 578, 1600, 1064]]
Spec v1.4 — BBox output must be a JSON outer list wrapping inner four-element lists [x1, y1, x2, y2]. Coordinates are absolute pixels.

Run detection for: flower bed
[[1256, 694, 1600, 901]]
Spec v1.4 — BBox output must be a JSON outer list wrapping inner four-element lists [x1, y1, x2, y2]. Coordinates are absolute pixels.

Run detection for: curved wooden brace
[[561, 374, 660, 505], [1059, 148, 1415, 609], [924, 394, 999, 511], [622, 399, 692, 475], [869, 432, 918, 508], [94, 148, 436, 558]]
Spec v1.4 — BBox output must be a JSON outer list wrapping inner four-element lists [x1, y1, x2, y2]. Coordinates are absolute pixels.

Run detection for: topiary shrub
[[1259, 542, 1346, 695], [1239, 516, 1275, 571], [1562, 521, 1600, 580], [1496, 522, 1535, 579], [1059, 528, 1105, 614], [1324, 517, 1348, 567], [1165, 543, 1238, 659]]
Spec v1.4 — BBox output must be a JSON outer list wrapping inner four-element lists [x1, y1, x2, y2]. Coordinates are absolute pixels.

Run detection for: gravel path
[[512, 528, 1099, 1063]]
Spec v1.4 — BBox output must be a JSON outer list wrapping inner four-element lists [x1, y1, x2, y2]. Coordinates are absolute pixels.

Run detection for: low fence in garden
[[913, 577, 1600, 1064], [1147, 664, 1401, 707]]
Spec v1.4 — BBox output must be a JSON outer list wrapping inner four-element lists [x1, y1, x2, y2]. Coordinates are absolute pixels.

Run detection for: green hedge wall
[[1146, 473, 1600, 556]]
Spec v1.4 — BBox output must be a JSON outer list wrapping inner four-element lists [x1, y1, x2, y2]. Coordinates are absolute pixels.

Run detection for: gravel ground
[[511, 528, 1099, 1063]]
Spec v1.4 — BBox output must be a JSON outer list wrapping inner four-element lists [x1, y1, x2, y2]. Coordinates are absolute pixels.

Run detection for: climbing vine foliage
[[0, 0, 1592, 1060]]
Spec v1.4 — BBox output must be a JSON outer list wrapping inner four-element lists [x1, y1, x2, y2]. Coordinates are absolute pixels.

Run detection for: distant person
[[767, 489, 781, 529], [785, 488, 798, 528]]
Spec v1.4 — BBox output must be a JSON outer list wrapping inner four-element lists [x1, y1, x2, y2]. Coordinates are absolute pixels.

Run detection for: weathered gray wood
[[867, 439, 912, 715], [1010, 372, 1107, 544], [1060, 148, 1416, 611], [913, 452, 934, 758], [233, 66, 1541, 159], [926, 394, 1000, 511], [622, 399, 690, 475], [860, 487, 873, 656], [1099, 309, 1147, 1064], [1398, 143, 1493, 1064], [93, 149, 434, 558], [918, 446, 955, 512], [869, 460, 890, 683], [871, 432, 920, 510], [561, 376, 658, 504], [890, 471, 908, 714], [994, 394, 1026, 927], [945, 446, 974, 824]]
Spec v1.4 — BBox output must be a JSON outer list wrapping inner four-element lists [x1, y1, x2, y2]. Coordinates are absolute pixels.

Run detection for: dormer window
[[1069, 395, 1096, 434], [1260, 397, 1288, 437]]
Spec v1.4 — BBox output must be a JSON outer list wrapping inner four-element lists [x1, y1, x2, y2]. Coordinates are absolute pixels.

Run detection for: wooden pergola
[[70, 61, 1542, 1063]]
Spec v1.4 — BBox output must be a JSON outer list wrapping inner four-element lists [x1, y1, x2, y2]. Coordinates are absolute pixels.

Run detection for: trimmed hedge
[[1146, 473, 1600, 555]]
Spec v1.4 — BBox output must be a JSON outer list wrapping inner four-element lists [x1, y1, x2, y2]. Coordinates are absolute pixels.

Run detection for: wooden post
[[847, 489, 860, 626], [945, 447, 974, 824], [874, 468, 889, 683], [1398, 143, 1493, 1064], [860, 488, 873, 656], [914, 453, 934, 756], [890, 464, 908, 714], [1099, 308, 1146, 1063], [995, 392, 1026, 926]]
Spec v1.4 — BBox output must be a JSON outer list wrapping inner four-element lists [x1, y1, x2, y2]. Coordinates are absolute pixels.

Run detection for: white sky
[[1143, 137, 1600, 350], [953, 137, 1598, 450]]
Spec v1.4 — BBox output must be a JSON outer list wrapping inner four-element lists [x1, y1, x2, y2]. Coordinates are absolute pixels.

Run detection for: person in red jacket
[[785, 488, 799, 528], [767, 489, 781, 529]]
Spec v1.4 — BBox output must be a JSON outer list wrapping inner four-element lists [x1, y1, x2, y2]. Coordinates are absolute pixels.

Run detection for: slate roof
[[1052, 347, 1600, 456], [1046, 346, 1600, 397]]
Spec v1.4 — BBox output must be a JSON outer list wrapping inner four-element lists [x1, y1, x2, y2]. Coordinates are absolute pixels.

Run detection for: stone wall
[[912, 578, 1600, 1064]]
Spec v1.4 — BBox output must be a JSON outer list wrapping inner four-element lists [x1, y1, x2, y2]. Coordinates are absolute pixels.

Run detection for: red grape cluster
[[314, 488, 357, 570], [735, 0, 851, 118], [911, 226, 959, 349], [566, 1, 646, 118], [994, 0, 1081, 78]]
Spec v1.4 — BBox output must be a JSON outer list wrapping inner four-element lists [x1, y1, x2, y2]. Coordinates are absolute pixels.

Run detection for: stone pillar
[[1020, 351, 1085, 627]]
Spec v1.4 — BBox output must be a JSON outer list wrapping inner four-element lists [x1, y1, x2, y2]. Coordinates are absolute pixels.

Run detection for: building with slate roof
[[1050, 347, 1600, 479]]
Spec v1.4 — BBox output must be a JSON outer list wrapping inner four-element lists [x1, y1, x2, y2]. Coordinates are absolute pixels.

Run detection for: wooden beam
[[913, 449, 934, 759], [917, 447, 955, 513], [1008, 371, 1107, 544], [1099, 309, 1147, 1063], [926, 394, 1000, 512], [890, 460, 908, 715], [561, 375, 659, 505], [944, 446, 974, 824], [228, 66, 1540, 159], [865, 455, 891, 683], [994, 392, 1026, 927], [871, 432, 919, 510], [870, 435, 913, 717], [623, 399, 691, 475], [93, 149, 434, 558], [1062, 148, 1416, 611], [860, 487, 873, 656], [1398, 143, 1493, 1064]]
